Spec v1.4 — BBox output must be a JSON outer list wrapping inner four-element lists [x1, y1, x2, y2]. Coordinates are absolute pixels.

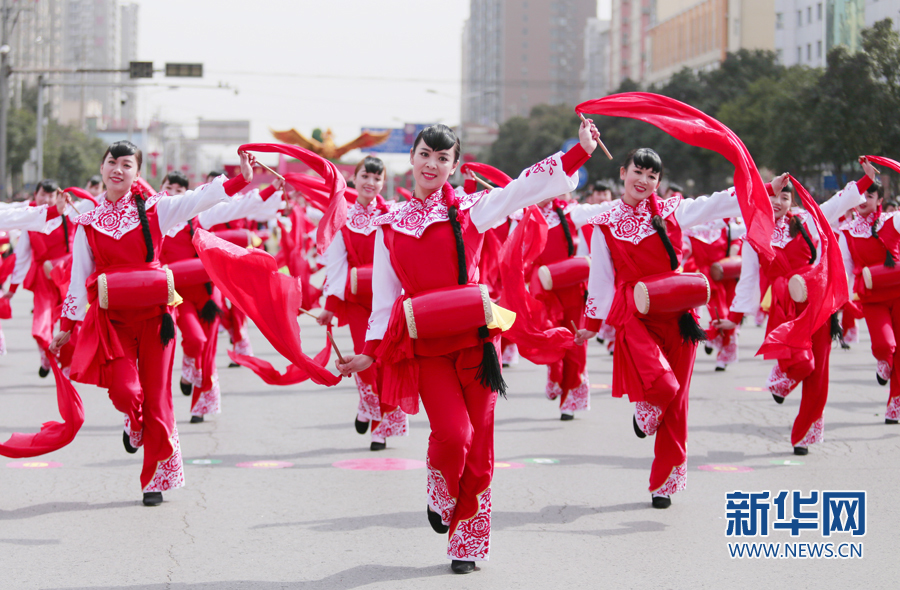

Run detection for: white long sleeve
[[821, 181, 865, 228], [569, 202, 614, 229], [0, 205, 48, 231], [322, 231, 349, 301], [365, 227, 403, 342], [576, 227, 590, 256], [469, 152, 580, 232], [9, 229, 31, 285], [838, 232, 856, 292], [155, 175, 231, 235], [730, 241, 761, 315], [674, 188, 742, 230], [196, 188, 280, 229], [62, 226, 95, 322], [585, 227, 615, 320]]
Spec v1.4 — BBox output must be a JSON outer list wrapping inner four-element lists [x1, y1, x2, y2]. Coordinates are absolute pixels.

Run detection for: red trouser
[[347, 302, 406, 438], [777, 322, 832, 446], [106, 315, 184, 491], [31, 273, 75, 367], [419, 345, 497, 561], [547, 304, 589, 412], [175, 298, 222, 416], [862, 299, 900, 419], [176, 298, 208, 360]]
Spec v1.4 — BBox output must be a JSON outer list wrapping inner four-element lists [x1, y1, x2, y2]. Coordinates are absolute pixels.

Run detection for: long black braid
[[872, 213, 896, 268], [789, 216, 817, 264], [555, 205, 575, 257], [448, 205, 467, 286], [62, 215, 70, 253], [652, 215, 680, 271], [134, 195, 154, 263]]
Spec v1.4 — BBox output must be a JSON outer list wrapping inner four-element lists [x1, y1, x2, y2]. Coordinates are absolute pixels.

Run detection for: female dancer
[[723, 163, 875, 454], [4, 180, 80, 376], [575, 148, 745, 509], [336, 121, 599, 573], [838, 177, 900, 423], [49, 140, 252, 506], [318, 156, 408, 451]]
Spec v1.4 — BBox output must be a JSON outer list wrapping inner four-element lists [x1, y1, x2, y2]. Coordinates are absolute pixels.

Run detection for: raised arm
[[729, 241, 761, 318], [362, 228, 402, 356], [0, 204, 48, 231], [674, 187, 742, 230], [6, 230, 32, 295]]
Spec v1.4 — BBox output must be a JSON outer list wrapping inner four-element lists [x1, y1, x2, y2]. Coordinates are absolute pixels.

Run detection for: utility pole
[[0, 0, 10, 199], [35, 74, 44, 181]]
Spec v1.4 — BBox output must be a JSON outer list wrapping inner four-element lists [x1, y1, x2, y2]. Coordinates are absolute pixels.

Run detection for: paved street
[[1, 288, 895, 589]]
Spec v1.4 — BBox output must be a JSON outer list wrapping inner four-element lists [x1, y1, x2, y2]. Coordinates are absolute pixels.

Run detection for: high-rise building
[[609, 0, 654, 90], [6, 0, 65, 115], [461, 0, 597, 133], [582, 18, 612, 100]]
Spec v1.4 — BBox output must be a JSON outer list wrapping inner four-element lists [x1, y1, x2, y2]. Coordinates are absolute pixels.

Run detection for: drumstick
[[473, 174, 494, 191], [570, 321, 579, 334], [255, 160, 285, 182], [327, 331, 346, 364], [298, 307, 320, 321], [578, 112, 613, 160]]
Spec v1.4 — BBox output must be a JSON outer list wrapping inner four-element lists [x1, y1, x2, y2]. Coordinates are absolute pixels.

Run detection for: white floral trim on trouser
[[598, 322, 616, 341], [124, 414, 143, 449], [501, 343, 519, 365], [190, 374, 221, 417], [233, 337, 253, 357], [844, 326, 859, 344], [877, 360, 892, 383], [766, 364, 797, 399], [181, 356, 202, 387], [652, 463, 687, 495], [372, 407, 408, 438], [634, 401, 663, 436], [426, 455, 456, 527], [39, 348, 51, 371], [796, 418, 824, 447], [717, 335, 738, 365], [143, 426, 185, 493], [560, 373, 590, 412], [0, 326, 6, 356], [886, 396, 900, 421], [355, 374, 382, 421], [447, 487, 491, 562], [545, 379, 562, 401]]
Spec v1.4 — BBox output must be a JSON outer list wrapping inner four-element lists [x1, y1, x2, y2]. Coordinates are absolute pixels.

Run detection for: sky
[[132, 0, 611, 165]]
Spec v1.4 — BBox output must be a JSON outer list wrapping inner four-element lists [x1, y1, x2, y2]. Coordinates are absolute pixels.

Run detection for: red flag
[[239, 143, 347, 255], [864, 155, 900, 175], [284, 173, 356, 212], [757, 175, 848, 359], [460, 162, 513, 188], [0, 349, 84, 458], [193, 229, 341, 386], [576, 92, 776, 261]]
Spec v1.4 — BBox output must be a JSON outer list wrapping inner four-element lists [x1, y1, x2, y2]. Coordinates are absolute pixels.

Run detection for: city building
[[609, 0, 654, 90], [582, 17, 612, 100]]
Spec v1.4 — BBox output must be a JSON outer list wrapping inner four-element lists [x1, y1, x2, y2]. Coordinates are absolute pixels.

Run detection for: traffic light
[[165, 63, 203, 78], [129, 61, 154, 79]]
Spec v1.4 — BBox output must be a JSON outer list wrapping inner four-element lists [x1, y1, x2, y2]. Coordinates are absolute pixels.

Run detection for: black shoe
[[793, 446, 808, 456], [502, 363, 510, 368], [877, 374, 888, 386], [123, 431, 138, 454], [651, 495, 671, 509], [840, 338, 851, 350], [142, 492, 163, 506], [886, 419, 898, 425], [715, 366, 726, 372], [190, 415, 204, 424], [633, 416, 647, 439], [450, 560, 476, 574], [560, 413, 574, 421], [427, 507, 449, 534], [596, 337, 604, 344], [355, 417, 369, 434], [228, 362, 240, 368], [38, 366, 50, 378], [370, 441, 386, 451], [704, 345, 713, 355], [180, 380, 192, 396], [772, 393, 785, 405]]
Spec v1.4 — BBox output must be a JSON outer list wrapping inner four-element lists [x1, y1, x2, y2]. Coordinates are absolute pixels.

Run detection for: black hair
[[555, 205, 575, 257], [412, 124, 461, 163], [34, 179, 60, 194], [103, 140, 143, 168], [867, 178, 884, 199], [788, 215, 817, 264], [623, 148, 663, 179], [207, 170, 225, 179], [593, 181, 613, 193], [163, 170, 190, 189], [87, 175, 102, 187], [354, 155, 385, 177], [886, 200, 899, 209], [667, 183, 684, 194], [781, 181, 794, 194]]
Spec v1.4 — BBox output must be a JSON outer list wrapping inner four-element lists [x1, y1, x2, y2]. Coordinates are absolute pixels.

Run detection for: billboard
[[361, 123, 435, 153]]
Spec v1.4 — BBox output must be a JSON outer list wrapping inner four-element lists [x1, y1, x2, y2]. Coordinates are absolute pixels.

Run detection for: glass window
[[776, 13, 783, 29]]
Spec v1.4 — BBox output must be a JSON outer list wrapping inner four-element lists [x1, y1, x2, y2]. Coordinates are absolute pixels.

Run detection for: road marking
[[6, 461, 62, 469], [697, 464, 753, 472], [236, 460, 293, 469], [332, 458, 426, 471]]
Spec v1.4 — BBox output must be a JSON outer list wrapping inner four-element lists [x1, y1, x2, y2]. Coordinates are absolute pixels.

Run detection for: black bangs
[[104, 140, 143, 168], [869, 178, 884, 198], [413, 124, 461, 163], [164, 170, 190, 189], [35, 179, 60, 194], [360, 156, 385, 176], [781, 181, 794, 194], [625, 148, 663, 176]]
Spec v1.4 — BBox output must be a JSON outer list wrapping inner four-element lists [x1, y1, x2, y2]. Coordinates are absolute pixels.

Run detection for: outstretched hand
[[49, 330, 71, 355], [860, 157, 879, 182], [238, 150, 256, 183], [578, 117, 600, 155], [335, 354, 374, 377], [574, 329, 597, 346]]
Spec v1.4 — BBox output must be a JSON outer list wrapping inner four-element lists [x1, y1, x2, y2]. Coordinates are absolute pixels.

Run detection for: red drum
[[98, 268, 175, 310], [166, 258, 210, 288], [43, 254, 72, 280], [404, 284, 492, 339], [537, 257, 590, 291], [788, 274, 808, 303], [862, 264, 900, 291], [710, 257, 741, 282], [349, 265, 372, 297], [213, 229, 253, 248], [633, 272, 710, 316]]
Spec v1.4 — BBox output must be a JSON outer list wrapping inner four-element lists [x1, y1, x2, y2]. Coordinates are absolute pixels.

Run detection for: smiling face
[[770, 190, 793, 220], [101, 153, 140, 196], [410, 143, 459, 197], [354, 168, 384, 203], [857, 190, 882, 217], [620, 163, 660, 205], [33, 187, 59, 207]]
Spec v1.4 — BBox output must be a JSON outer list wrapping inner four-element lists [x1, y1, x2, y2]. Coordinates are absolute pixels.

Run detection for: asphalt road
[[1, 289, 895, 590]]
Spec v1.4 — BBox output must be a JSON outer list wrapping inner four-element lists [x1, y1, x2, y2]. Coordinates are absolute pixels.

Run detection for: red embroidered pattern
[[766, 364, 798, 399], [877, 360, 892, 383], [191, 375, 221, 416], [796, 418, 824, 447], [635, 401, 662, 436], [539, 201, 575, 229], [585, 296, 598, 318], [345, 201, 381, 236], [143, 427, 185, 493], [74, 194, 162, 240], [181, 356, 202, 388], [560, 373, 590, 412], [371, 407, 408, 438], [545, 380, 562, 401], [771, 211, 808, 249], [124, 414, 143, 449], [587, 196, 681, 244], [354, 374, 382, 421], [524, 156, 558, 178], [840, 211, 888, 238], [370, 188, 481, 239], [653, 463, 687, 495], [62, 294, 77, 319], [717, 338, 738, 365], [447, 487, 491, 561], [886, 395, 900, 421], [426, 455, 456, 526], [234, 337, 253, 356]]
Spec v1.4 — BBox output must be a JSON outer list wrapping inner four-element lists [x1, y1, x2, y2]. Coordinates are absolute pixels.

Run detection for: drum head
[[634, 282, 650, 315], [788, 274, 808, 303]]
